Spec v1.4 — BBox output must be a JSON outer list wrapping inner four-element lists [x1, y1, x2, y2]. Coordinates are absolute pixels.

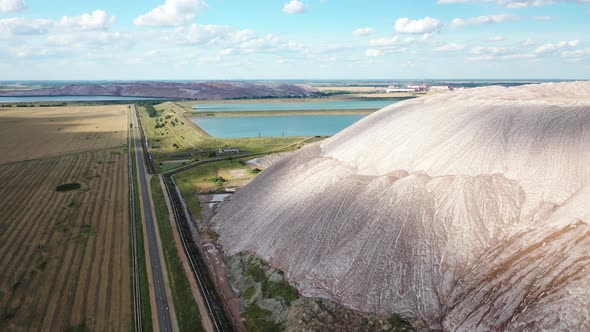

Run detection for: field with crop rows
[[0, 105, 131, 331], [0, 105, 129, 164]]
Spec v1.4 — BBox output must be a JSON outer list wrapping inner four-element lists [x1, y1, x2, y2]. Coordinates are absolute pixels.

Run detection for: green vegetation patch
[[245, 260, 267, 283], [386, 314, 412, 330], [243, 303, 282, 332], [244, 256, 299, 304], [243, 287, 255, 301], [230, 252, 413, 331], [139, 103, 159, 118], [213, 176, 227, 185], [55, 182, 81, 192], [175, 158, 255, 217], [261, 277, 299, 304]]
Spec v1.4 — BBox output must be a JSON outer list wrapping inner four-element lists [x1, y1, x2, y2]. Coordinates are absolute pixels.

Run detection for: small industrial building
[[218, 147, 241, 154], [385, 87, 415, 93]]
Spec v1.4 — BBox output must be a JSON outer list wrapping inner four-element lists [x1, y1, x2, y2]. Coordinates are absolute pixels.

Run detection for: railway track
[[161, 174, 232, 331]]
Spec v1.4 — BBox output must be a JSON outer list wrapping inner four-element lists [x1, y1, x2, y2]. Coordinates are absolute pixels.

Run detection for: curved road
[[131, 107, 174, 332]]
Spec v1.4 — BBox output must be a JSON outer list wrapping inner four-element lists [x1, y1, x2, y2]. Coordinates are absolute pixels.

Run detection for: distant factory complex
[[385, 83, 462, 93]]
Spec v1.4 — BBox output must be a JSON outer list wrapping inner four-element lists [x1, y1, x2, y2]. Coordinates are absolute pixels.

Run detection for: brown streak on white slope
[[211, 82, 590, 331]]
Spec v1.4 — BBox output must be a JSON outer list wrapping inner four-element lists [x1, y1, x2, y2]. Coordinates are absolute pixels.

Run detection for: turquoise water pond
[[193, 100, 397, 112], [191, 114, 367, 138]]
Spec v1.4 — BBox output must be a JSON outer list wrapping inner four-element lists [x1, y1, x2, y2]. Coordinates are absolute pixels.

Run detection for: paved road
[[131, 108, 174, 332], [128, 110, 143, 332]]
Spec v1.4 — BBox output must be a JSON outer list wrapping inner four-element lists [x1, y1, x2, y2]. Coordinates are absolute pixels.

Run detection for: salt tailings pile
[[212, 82, 590, 331]]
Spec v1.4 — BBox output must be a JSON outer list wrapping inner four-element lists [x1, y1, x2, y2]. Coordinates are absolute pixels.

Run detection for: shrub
[[1, 307, 16, 321], [261, 279, 298, 304], [245, 261, 266, 282], [56, 183, 81, 192], [386, 313, 412, 329], [243, 303, 282, 332], [243, 286, 255, 301], [144, 104, 158, 117], [214, 176, 227, 185]]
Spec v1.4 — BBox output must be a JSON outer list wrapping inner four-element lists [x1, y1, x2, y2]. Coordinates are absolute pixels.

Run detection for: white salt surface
[[213, 82, 590, 331]]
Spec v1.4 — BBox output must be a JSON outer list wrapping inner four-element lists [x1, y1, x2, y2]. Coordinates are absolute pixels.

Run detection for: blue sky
[[0, 0, 589, 80]]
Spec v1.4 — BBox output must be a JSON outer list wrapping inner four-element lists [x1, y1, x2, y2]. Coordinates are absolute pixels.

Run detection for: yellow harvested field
[[0, 105, 129, 164], [0, 105, 131, 331]]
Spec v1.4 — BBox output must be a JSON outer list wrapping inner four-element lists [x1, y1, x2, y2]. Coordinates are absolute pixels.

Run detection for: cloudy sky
[[0, 0, 589, 80]]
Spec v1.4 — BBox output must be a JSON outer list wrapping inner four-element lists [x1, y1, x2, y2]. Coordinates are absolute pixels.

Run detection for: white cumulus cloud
[[58, 10, 116, 30], [219, 48, 233, 56], [434, 43, 465, 52], [438, 0, 590, 8], [134, 0, 206, 27], [451, 14, 519, 28], [0, 0, 26, 13], [0, 10, 116, 41], [369, 36, 399, 47], [395, 17, 441, 34], [352, 27, 375, 37], [282, 0, 306, 14], [46, 31, 134, 50], [0, 18, 52, 37], [165, 24, 230, 45], [487, 35, 505, 42], [501, 53, 536, 59], [534, 40, 580, 54], [470, 45, 512, 55], [522, 38, 535, 46], [561, 48, 590, 60], [365, 49, 384, 57]]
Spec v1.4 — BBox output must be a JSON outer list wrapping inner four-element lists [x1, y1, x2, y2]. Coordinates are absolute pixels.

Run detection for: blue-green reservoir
[[191, 114, 367, 138], [193, 100, 397, 112]]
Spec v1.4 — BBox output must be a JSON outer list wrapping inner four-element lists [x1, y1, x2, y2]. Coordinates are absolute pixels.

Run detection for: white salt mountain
[[212, 82, 590, 331]]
